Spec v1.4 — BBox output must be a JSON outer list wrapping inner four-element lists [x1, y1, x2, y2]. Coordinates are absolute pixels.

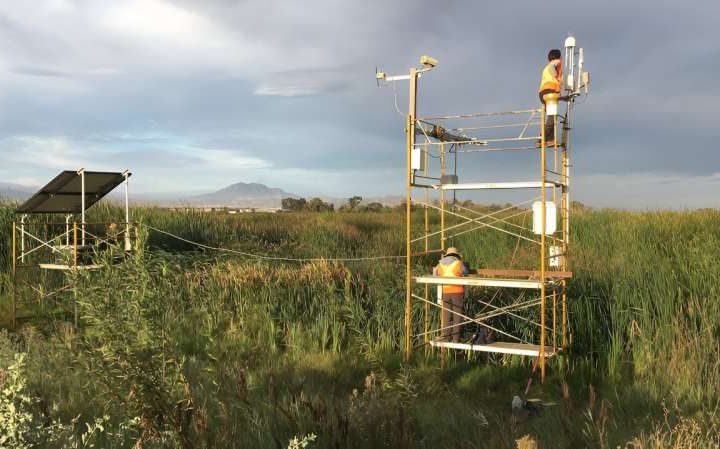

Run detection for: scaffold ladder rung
[[429, 340, 558, 357], [436, 181, 564, 190], [474, 268, 572, 279]]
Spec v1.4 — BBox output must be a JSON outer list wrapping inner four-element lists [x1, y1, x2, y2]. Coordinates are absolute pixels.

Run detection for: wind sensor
[[375, 54, 439, 83], [564, 36, 590, 95]]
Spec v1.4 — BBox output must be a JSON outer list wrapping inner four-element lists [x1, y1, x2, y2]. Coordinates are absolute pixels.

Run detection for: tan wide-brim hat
[[444, 247, 461, 258]]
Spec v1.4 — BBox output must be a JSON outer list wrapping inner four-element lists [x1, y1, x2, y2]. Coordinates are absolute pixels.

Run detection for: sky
[[0, 0, 718, 208]]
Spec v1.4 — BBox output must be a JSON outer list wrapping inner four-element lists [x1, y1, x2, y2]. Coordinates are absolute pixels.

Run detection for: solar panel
[[16, 170, 131, 214]]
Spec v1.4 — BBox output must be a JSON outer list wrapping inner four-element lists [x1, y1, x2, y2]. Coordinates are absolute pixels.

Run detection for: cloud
[[97, 0, 232, 51], [575, 172, 720, 209], [0, 0, 718, 207], [9, 66, 122, 79], [0, 134, 272, 191], [0, 136, 83, 169], [189, 148, 271, 170], [10, 66, 72, 78], [253, 69, 352, 96]]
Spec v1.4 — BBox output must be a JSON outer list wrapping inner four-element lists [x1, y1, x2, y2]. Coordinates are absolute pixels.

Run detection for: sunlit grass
[[0, 202, 719, 447]]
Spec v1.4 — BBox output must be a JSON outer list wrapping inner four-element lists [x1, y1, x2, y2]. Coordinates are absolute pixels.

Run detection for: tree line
[[281, 196, 393, 213], [280, 196, 564, 213]]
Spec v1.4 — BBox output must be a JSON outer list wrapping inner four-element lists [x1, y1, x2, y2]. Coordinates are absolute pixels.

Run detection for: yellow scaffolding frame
[[385, 54, 582, 383]]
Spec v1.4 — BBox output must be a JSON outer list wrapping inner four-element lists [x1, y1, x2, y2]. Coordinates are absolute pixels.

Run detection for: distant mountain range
[[182, 182, 299, 208], [0, 180, 401, 209], [0, 182, 36, 201]]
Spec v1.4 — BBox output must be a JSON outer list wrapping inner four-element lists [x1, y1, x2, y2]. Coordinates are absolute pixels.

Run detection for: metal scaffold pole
[[440, 143, 445, 247], [423, 143, 430, 347], [562, 100, 573, 350], [540, 106, 547, 382], [124, 170, 131, 252], [79, 169, 86, 247], [73, 221, 78, 327], [439, 141, 446, 366], [405, 67, 418, 361], [12, 221, 17, 329]]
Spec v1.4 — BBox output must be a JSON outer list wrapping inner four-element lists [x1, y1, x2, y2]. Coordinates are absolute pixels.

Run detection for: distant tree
[[283, 197, 334, 212], [571, 201, 589, 212], [395, 201, 416, 212], [305, 197, 334, 212], [487, 203, 504, 212], [281, 197, 307, 211], [363, 202, 385, 212], [344, 196, 363, 211]]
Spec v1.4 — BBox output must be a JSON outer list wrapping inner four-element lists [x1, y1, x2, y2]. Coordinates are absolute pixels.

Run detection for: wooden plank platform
[[414, 275, 546, 289], [52, 244, 92, 250], [474, 268, 572, 279], [39, 263, 104, 271], [436, 181, 564, 190], [429, 340, 558, 357]]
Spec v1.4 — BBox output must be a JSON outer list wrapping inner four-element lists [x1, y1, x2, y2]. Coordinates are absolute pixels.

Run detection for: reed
[[0, 202, 718, 448]]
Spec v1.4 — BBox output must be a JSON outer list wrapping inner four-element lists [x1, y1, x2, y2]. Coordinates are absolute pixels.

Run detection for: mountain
[[184, 182, 299, 208], [0, 178, 402, 209], [0, 182, 36, 201]]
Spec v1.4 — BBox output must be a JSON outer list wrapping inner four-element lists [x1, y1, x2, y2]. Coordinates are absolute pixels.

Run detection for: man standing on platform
[[433, 247, 469, 342], [538, 48, 563, 146]]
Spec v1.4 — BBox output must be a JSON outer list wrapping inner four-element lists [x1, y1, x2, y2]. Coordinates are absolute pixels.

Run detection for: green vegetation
[[281, 197, 335, 212], [340, 196, 364, 211], [0, 203, 719, 448]]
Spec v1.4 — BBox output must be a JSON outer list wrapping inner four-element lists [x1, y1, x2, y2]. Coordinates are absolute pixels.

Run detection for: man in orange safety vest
[[433, 247, 469, 342], [538, 48, 563, 146]]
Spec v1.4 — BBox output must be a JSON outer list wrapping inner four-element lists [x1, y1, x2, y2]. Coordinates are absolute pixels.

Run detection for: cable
[[572, 91, 590, 106], [425, 149, 440, 159], [142, 224, 405, 263], [475, 212, 528, 315], [392, 81, 405, 118]]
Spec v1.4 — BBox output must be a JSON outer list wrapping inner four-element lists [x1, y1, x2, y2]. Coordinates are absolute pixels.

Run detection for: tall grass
[[1, 202, 719, 447]]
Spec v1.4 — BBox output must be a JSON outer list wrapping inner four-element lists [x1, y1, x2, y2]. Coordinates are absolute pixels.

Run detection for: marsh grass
[[1, 202, 719, 447]]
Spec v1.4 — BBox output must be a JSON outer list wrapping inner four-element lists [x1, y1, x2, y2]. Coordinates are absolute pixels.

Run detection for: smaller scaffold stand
[[377, 37, 589, 382], [10, 169, 136, 327]]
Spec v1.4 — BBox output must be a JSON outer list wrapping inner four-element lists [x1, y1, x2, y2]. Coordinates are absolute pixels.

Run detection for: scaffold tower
[[377, 37, 589, 382]]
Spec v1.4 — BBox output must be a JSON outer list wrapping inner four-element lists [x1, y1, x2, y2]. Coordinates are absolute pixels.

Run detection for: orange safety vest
[[538, 61, 562, 94], [437, 259, 465, 294]]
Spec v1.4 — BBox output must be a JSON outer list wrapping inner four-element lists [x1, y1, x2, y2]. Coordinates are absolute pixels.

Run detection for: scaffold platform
[[435, 181, 566, 190], [38, 263, 105, 271], [414, 275, 550, 290], [429, 341, 559, 357]]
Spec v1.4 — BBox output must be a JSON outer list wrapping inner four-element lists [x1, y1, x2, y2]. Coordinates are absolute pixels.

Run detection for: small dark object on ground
[[512, 396, 544, 421]]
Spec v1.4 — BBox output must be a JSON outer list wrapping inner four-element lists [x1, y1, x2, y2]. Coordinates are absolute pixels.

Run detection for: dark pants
[[441, 292, 464, 342], [539, 90, 558, 142]]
